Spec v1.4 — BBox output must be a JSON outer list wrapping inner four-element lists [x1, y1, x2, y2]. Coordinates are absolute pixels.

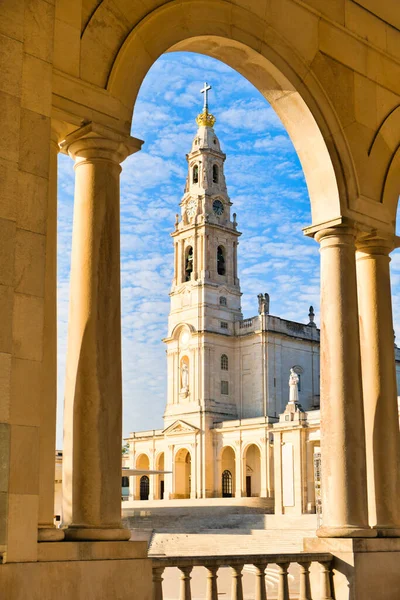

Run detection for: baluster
[[152, 566, 165, 600], [277, 562, 290, 600], [319, 561, 333, 600], [179, 566, 193, 600], [298, 561, 311, 600], [205, 565, 219, 600], [254, 563, 268, 600], [230, 563, 244, 600]]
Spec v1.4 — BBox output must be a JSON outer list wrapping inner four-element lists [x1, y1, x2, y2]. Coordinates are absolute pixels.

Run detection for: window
[[220, 321, 228, 329], [222, 470, 233, 497], [140, 475, 149, 500], [121, 476, 129, 488], [217, 246, 226, 275], [193, 164, 199, 183], [221, 354, 228, 370], [213, 164, 219, 183], [185, 246, 193, 281], [221, 380, 229, 395], [219, 296, 227, 306]]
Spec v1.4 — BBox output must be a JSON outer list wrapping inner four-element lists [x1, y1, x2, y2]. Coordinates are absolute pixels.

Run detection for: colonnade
[[315, 225, 400, 537], [39, 122, 400, 541]]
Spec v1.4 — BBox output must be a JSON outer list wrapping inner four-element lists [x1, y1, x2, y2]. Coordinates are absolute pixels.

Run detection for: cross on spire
[[201, 82, 211, 110]]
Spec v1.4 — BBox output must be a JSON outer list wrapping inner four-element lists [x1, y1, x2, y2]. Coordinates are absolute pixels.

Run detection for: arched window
[[213, 164, 219, 183], [222, 470, 233, 497], [121, 476, 129, 488], [185, 246, 193, 281], [193, 164, 199, 183], [219, 296, 227, 306], [221, 354, 228, 370], [217, 246, 226, 275], [140, 475, 149, 500]]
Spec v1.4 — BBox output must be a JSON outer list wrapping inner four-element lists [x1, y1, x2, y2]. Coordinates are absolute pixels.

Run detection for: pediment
[[163, 420, 199, 436]]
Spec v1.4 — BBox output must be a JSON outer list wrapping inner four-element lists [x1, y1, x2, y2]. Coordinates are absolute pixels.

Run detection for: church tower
[[163, 83, 242, 429]]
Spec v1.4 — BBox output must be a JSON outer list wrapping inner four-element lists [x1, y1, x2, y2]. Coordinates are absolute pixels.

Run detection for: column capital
[[314, 225, 356, 245], [356, 232, 396, 256], [59, 121, 143, 164]]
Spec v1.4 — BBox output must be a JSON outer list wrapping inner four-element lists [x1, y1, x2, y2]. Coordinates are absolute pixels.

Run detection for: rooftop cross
[[201, 82, 211, 110]]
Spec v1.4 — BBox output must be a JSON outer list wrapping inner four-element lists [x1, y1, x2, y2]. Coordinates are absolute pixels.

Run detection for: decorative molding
[[163, 419, 199, 436]]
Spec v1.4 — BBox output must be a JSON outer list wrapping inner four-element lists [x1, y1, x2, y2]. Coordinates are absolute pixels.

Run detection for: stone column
[[315, 226, 373, 537], [60, 123, 142, 541], [356, 234, 400, 536], [37, 126, 64, 541]]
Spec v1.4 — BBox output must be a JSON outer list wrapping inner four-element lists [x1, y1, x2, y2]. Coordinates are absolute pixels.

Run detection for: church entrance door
[[246, 476, 251, 497]]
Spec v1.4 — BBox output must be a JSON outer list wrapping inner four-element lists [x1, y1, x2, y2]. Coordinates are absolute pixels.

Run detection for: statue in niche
[[257, 293, 270, 315], [289, 368, 299, 403], [181, 362, 189, 393]]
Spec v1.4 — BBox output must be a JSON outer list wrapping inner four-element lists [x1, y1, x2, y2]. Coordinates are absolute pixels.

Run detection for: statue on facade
[[308, 305, 316, 327], [289, 368, 299, 403], [181, 362, 189, 393], [258, 293, 270, 315]]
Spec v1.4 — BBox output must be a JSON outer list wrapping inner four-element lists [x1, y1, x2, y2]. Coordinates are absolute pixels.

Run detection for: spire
[[196, 81, 216, 128]]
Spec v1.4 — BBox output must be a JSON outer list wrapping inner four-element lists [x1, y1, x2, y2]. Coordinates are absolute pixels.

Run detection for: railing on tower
[[152, 552, 333, 600]]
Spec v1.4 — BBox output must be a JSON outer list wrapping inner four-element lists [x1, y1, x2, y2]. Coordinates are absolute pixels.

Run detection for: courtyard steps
[[147, 527, 315, 556], [123, 500, 317, 558]]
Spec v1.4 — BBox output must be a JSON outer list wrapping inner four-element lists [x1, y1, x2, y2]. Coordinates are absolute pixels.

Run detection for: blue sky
[[56, 52, 400, 446]]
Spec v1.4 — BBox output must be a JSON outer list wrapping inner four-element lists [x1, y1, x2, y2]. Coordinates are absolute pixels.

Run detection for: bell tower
[[164, 83, 242, 428]]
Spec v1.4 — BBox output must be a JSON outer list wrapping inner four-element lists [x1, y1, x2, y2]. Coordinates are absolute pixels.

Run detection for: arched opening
[[140, 475, 150, 501], [185, 246, 193, 281], [135, 454, 150, 499], [244, 444, 261, 497], [217, 245, 226, 276], [156, 452, 165, 500], [221, 446, 236, 498], [222, 470, 233, 497], [213, 164, 219, 184], [174, 448, 191, 499], [192, 164, 199, 184]]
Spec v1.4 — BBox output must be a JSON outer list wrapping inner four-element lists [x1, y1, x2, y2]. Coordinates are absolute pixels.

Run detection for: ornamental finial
[[196, 81, 216, 127]]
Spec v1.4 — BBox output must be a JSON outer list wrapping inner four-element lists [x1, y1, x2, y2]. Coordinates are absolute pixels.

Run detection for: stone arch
[[173, 447, 192, 499], [220, 445, 236, 497], [243, 443, 261, 497], [135, 453, 150, 499], [91, 0, 356, 225], [170, 323, 196, 341]]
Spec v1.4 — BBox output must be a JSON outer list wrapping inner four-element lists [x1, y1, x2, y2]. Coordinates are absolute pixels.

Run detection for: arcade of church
[[3, 1, 400, 599]]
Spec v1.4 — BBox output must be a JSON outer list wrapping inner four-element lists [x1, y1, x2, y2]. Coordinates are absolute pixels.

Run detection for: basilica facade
[[125, 94, 324, 512]]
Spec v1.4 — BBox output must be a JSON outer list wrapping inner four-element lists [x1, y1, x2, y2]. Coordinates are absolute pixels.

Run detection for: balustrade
[[152, 553, 333, 600]]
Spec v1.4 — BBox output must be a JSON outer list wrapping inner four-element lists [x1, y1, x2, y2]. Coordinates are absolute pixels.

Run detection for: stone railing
[[152, 552, 333, 600], [239, 318, 254, 329]]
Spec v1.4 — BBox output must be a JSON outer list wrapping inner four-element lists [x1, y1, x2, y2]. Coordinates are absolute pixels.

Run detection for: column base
[[38, 526, 65, 542], [317, 525, 377, 538], [64, 527, 131, 541], [304, 537, 400, 600], [373, 526, 400, 537]]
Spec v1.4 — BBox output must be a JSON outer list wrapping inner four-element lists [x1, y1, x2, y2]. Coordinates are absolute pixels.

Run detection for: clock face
[[186, 198, 197, 218], [213, 199, 224, 216]]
